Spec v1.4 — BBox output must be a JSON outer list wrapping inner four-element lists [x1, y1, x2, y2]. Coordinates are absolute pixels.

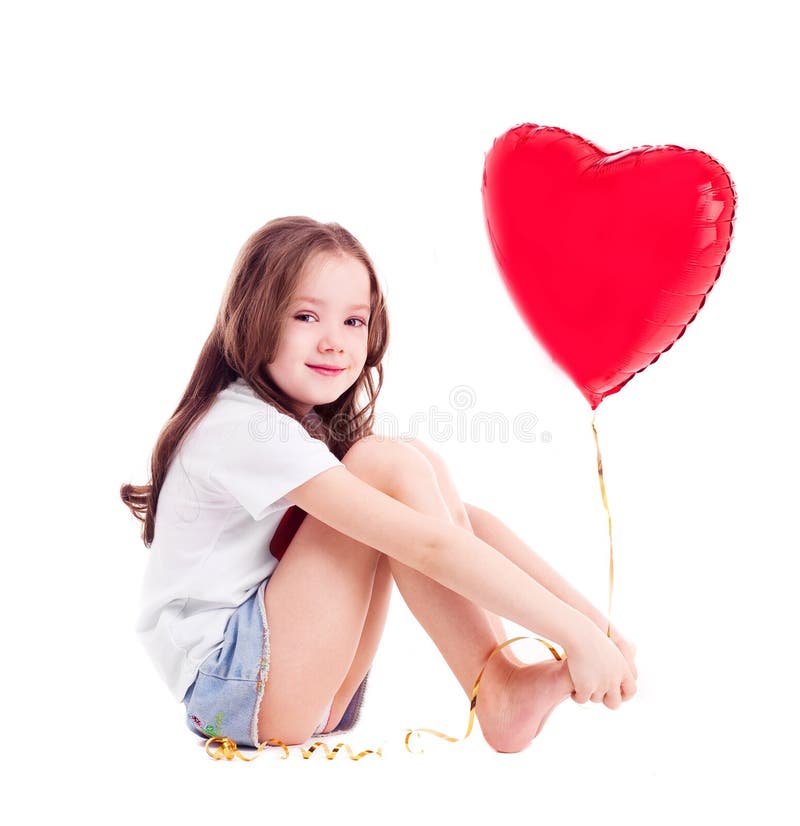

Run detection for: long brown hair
[[120, 216, 390, 547]]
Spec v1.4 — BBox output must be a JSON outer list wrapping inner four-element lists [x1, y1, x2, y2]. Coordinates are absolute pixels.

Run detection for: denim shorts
[[182, 577, 369, 748]]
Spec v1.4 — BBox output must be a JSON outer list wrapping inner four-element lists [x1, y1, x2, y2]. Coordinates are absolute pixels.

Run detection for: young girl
[[121, 216, 637, 753]]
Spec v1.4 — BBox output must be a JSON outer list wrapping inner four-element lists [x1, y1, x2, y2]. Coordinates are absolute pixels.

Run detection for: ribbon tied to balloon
[[482, 123, 736, 627]]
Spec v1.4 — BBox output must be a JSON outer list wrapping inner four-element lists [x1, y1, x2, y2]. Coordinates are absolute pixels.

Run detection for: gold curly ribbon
[[203, 635, 562, 762], [204, 735, 383, 762], [298, 742, 383, 760], [205, 736, 282, 761], [591, 411, 614, 638]]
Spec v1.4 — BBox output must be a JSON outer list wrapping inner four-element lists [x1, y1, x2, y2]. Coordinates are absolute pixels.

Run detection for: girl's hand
[[608, 625, 638, 681], [563, 620, 637, 710]]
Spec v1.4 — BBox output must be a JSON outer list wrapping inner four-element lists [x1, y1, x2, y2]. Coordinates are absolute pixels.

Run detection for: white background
[[2, 1, 797, 822]]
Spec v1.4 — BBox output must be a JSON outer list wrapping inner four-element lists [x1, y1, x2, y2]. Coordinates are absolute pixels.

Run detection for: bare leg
[[390, 438, 573, 751], [321, 553, 393, 733], [259, 511, 385, 745], [399, 438, 528, 667]]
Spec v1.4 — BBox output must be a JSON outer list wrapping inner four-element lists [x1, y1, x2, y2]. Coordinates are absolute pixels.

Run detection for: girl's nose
[[318, 328, 344, 351]]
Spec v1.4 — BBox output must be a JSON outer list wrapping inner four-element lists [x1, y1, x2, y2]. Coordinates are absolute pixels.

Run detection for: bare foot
[[476, 655, 573, 753]]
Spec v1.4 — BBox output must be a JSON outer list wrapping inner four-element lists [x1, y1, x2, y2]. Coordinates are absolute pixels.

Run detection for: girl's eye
[[294, 314, 368, 328]]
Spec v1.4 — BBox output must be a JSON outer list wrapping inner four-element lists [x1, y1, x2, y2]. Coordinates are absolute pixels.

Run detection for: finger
[[621, 674, 637, 701], [590, 690, 605, 704], [571, 687, 591, 704], [604, 689, 622, 710]]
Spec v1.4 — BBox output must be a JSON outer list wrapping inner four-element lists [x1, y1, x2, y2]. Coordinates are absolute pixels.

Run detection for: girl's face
[[267, 251, 372, 417]]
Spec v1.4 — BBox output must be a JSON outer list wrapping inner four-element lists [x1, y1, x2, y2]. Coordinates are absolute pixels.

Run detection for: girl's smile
[[267, 250, 371, 416]]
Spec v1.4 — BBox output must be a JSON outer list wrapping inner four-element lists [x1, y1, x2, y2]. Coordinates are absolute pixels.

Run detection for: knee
[[342, 435, 438, 496], [399, 436, 447, 478], [400, 438, 472, 530]]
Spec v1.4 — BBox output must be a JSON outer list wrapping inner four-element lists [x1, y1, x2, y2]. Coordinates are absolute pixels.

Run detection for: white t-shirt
[[136, 377, 343, 702]]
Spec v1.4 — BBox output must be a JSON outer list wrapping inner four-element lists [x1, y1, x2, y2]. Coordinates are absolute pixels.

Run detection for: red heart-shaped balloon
[[482, 124, 736, 409]]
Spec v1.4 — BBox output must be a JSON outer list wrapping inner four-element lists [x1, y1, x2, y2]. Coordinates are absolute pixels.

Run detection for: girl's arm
[[287, 466, 634, 702], [464, 503, 637, 676]]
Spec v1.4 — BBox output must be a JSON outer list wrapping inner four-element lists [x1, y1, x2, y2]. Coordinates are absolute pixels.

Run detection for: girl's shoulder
[[203, 377, 279, 425], [200, 379, 342, 521], [191, 378, 316, 452]]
